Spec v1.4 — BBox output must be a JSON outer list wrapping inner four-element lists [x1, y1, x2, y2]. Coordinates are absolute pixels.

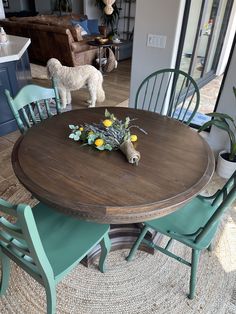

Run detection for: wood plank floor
[[0, 59, 131, 203]]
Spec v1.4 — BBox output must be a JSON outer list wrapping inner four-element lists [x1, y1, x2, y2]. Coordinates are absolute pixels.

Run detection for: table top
[[12, 107, 215, 224], [88, 40, 113, 48]]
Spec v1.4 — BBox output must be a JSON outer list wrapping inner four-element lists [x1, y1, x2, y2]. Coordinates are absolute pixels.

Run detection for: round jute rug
[[0, 177, 236, 314]]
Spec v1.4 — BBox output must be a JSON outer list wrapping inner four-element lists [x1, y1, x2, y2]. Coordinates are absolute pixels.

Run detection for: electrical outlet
[[147, 34, 167, 48]]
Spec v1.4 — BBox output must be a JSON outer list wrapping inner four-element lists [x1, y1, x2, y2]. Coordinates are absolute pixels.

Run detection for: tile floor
[[0, 130, 34, 206], [198, 75, 223, 115]]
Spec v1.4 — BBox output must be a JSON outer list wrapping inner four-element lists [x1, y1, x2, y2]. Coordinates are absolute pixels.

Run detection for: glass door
[[191, 0, 219, 80], [179, 0, 232, 84], [177, 0, 234, 125]]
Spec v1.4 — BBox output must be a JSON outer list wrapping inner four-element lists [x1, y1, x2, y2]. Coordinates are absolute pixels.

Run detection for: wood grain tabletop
[[12, 107, 215, 223]]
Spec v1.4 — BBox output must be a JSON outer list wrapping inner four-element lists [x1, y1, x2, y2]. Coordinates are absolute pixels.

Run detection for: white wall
[[216, 0, 236, 75], [83, 0, 101, 20], [129, 0, 185, 107], [4, 0, 23, 12], [35, 0, 52, 14], [72, 0, 83, 13], [0, 0, 5, 19]]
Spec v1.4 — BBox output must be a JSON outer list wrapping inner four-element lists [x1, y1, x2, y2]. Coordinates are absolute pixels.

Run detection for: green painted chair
[[5, 79, 61, 134], [126, 171, 236, 299], [135, 68, 200, 125], [0, 199, 111, 314]]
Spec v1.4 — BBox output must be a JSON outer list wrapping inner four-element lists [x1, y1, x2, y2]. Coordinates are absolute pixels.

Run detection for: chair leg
[[165, 238, 173, 250], [207, 243, 213, 251], [44, 280, 56, 314], [188, 249, 200, 299], [126, 225, 149, 262], [99, 233, 111, 273], [0, 250, 10, 296]]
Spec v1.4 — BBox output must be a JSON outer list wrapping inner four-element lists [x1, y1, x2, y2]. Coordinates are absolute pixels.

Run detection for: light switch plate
[[147, 34, 167, 48]]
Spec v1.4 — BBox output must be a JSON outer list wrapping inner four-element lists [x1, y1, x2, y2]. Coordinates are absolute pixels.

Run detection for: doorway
[[176, 0, 234, 124]]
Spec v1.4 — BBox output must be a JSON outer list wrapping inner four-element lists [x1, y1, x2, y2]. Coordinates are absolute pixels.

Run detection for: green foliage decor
[[69, 109, 146, 151], [198, 86, 236, 161]]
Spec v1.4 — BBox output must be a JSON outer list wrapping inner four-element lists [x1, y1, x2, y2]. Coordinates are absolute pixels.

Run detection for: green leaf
[[88, 138, 94, 145], [198, 118, 228, 133], [124, 117, 130, 128], [110, 113, 116, 121], [69, 124, 78, 130], [123, 130, 131, 141], [69, 133, 75, 139], [233, 86, 236, 99], [96, 145, 105, 151], [80, 132, 87, 141], [88, 134, 97, 142], [73, 134, 81, 141], [208, 119, 231, 133], [104, 144, 113, 151], [229, 143, 236, 161], [207, 112, 234, 123], [105, 109, 110, 118]]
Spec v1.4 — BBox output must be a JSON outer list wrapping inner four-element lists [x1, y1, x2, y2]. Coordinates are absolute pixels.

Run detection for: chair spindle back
[[196, 171, 236, 244], [135, 68, 200, 125], [5, 79, 61, 134], [0, 199, 53, 283]]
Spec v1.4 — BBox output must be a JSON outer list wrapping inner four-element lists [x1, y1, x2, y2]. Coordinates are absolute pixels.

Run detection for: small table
[[88, 40, 113, 72], [112, 40, 133, 61]]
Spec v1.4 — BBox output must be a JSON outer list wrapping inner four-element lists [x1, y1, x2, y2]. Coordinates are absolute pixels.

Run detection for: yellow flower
[[95, 138, 104, 147], [130, 134, 138, 142], [88, 131, 94, 135], [79, 127, 84, 131], [103, 119, 113, 127]]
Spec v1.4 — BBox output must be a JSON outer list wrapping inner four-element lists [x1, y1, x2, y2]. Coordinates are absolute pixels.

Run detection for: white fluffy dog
[[47, 58, 105, 108]]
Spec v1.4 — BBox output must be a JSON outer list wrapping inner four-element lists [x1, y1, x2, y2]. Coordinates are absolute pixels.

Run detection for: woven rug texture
[[0, 174, 236, 312]]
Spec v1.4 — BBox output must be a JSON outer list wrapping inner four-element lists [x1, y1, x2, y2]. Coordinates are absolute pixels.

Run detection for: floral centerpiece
[[68, 109, 147, 165]]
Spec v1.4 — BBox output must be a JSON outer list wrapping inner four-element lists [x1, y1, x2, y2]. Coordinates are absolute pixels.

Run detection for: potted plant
[[198, 86, 236, 179]]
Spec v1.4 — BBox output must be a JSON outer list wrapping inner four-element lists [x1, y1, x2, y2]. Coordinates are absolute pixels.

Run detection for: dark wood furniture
[[88, 40, 113, 72], [12, 107, 215, 223]]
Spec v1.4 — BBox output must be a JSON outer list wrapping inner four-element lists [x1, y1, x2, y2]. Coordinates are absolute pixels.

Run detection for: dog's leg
[[66, 90, 72, 105], [59, 88, 67, 109], [87, 82, 96, 108]]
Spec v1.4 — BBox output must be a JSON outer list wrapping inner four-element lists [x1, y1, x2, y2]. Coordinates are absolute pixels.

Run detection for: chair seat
[[127, 172, 236, 299], [32, 203, 109, 279], [146, 196, 218, 249]]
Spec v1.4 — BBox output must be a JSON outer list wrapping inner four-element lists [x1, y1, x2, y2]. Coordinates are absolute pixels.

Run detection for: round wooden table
[[12, 107, 215, 224]]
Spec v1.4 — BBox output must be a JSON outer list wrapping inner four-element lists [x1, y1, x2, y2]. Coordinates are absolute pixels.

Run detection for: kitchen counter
[[0, 34, 31, 136], [0, 35, 30, 63]]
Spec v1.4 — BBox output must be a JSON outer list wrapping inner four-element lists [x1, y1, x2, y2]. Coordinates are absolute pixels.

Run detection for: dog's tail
[[96, 70, 105, 102]]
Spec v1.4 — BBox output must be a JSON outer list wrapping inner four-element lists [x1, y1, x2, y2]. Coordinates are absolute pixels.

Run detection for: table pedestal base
[[82, 224, 160, 266]]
